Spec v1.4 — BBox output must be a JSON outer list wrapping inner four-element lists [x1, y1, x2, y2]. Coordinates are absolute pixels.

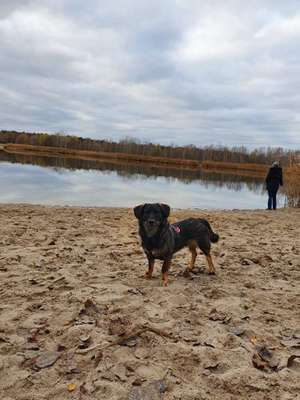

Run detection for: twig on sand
[[75, 325, 174, 354], [50, 276, 66, 285]]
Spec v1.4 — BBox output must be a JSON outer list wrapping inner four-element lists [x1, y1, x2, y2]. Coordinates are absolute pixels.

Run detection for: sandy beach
[[0, 204, 299, 400]]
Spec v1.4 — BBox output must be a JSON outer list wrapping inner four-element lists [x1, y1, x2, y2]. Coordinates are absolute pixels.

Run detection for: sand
[[0, 204, 299, 400]]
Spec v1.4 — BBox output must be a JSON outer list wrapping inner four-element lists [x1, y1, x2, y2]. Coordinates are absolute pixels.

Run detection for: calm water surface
[[0, 151, 284, 209]]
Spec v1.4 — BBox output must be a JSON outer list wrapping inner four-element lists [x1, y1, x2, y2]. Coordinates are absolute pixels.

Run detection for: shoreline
[[0, 202, 290, 211]]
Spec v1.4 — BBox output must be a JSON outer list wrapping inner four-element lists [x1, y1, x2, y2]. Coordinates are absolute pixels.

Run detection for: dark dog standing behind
[[134, 203, 219, 286]]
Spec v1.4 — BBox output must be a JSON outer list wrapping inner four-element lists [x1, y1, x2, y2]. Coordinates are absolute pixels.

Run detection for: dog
[[134, 203, 219, 286]]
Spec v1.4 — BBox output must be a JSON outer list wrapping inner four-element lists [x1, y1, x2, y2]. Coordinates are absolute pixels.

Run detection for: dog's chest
[[142, 230, 176, 259], [150, 248, 164, 258], [143, 245, 166, 259]]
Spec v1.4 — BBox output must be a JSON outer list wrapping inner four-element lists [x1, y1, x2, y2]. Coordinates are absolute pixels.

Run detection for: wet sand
[[0, 204, 299, 400]]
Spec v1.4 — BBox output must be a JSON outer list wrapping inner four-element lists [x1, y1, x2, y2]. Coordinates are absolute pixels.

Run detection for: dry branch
[[75, 325, 174, 355]]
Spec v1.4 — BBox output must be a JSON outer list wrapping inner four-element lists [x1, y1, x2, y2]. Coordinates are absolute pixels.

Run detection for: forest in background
[[1, 130, 299, 166]]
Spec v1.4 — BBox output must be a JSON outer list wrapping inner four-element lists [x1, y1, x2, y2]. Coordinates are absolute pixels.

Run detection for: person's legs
[[272, 188, 278, 210], [267, 189, 272, 210]]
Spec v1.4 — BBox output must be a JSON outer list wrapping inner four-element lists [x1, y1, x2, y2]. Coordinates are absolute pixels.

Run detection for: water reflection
[[0, 150, 276, 209], [0, 151, 264, 190]]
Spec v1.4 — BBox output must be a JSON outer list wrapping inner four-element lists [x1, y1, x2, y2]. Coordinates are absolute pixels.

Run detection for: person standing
[[265, 161, 283, 210]]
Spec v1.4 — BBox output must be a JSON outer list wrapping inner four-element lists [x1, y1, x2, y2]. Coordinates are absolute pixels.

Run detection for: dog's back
[[172, 218, 219, 254]]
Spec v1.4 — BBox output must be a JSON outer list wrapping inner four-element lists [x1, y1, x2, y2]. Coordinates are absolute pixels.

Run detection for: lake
[[0, 151, 285, 209]]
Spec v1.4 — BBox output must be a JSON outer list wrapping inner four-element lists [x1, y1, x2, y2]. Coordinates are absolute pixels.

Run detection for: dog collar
[[172, 226, 181, 234]]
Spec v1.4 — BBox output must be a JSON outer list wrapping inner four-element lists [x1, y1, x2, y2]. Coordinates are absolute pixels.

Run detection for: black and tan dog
[[134, 203, 219, 286]]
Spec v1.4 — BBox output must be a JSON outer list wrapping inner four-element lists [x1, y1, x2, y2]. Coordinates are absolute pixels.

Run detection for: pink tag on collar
[[174, 226, 181, 234]]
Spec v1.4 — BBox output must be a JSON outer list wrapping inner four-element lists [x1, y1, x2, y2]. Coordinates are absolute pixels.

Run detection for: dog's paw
[[193, 266, 205, 275]]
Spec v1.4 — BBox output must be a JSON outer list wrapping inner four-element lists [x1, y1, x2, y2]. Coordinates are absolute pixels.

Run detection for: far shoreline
[[1, 142, 271, 176]]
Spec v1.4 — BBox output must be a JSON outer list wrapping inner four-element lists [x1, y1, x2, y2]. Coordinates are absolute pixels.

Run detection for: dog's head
[[134, 203, 170, 237]]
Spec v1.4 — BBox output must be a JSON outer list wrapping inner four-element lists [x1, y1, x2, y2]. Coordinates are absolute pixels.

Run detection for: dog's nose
[[148, 219, 155, 225]]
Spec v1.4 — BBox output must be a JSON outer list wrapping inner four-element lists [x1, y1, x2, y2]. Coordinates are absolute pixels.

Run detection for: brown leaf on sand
[[76, 298, 100, 326], [250, 336, 258, 345], [79, 382, 87, 394], [67, 383, 77, 392], [34, 351, 60, 369], [287, 355, 300, 369], [57, 344, 67, 352], [209, 308, 231, 323], [79, 299, 99, 316], [128, 380, 167, 400], [108, 315, 132, 336], [252, 353, 268, 370], [28, 325, 47, 343], [252, 345, 280, 371]]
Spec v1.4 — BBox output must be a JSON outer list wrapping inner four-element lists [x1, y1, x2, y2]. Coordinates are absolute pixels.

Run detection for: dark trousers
[[267, 188, 278, 210]]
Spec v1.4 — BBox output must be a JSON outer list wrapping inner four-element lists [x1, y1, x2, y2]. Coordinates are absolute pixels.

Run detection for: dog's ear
[[134, 204, 145, 219], [159, 203, 170, 218]]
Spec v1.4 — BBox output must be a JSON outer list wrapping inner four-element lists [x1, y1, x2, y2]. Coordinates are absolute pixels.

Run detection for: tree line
[[0, 130, 299, 166]]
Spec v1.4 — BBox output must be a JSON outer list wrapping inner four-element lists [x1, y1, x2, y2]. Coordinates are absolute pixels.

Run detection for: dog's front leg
[[145, 256, 155, 279], [161, 259, 172, 286]]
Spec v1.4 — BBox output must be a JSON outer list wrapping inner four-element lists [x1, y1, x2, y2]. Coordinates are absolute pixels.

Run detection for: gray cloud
[[1, 0, 300, 148]]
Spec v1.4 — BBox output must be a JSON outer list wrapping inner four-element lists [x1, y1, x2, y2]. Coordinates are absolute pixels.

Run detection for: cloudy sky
[[1, 0, 300, 149]]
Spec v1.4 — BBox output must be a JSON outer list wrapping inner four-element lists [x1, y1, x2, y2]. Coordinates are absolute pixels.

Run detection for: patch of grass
[[284, 166, 300, 207]]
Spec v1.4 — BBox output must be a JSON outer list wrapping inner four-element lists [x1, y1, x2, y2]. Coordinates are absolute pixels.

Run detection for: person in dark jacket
[[265, 161, 283, 210]]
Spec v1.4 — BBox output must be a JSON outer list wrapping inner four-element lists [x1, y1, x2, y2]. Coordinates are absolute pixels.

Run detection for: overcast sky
[[1, 0, 300, 149]]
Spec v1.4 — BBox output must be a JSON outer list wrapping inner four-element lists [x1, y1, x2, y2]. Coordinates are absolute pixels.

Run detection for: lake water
[[0, 151, 285, 209]]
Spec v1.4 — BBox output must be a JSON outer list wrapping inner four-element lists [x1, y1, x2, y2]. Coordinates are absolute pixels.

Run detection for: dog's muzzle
[[144, 219, 160, 236]]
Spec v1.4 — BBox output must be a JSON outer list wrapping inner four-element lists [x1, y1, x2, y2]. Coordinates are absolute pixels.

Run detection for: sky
[[0, 0, 300, 149]]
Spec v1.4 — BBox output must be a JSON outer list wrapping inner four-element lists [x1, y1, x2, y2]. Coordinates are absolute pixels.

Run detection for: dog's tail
[[199, 219, 219, 243], [210, 231, 219, 243]]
